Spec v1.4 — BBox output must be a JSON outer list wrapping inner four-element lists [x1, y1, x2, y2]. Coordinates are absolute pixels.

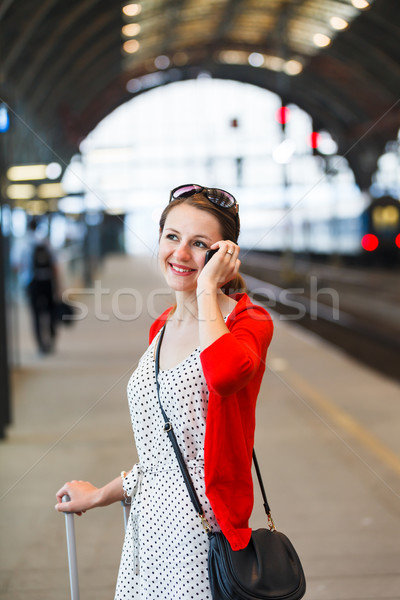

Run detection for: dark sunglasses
[[169, 184, 237, 209]]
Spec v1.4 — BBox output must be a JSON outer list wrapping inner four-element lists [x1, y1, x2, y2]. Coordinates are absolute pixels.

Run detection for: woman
[[55, 184, 273, 599]]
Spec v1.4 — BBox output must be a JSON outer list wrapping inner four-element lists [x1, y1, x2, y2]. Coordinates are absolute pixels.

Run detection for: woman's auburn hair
[[159, 193, 246, 295]]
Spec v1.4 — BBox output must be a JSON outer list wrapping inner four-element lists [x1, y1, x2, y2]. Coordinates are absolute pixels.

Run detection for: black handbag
[[56, 300, 75, 326], [155, 327, 306, 600]]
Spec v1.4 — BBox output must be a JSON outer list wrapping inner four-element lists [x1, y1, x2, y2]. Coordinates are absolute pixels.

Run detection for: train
[[241, 195, 400, 266], [360, 196, 400, 264]]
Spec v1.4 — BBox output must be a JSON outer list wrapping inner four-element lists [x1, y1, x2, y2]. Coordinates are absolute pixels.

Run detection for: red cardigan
[[149, 293, 273, 550]]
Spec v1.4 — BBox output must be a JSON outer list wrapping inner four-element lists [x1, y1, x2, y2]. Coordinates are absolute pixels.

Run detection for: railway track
[[242, 269, 400, 384]]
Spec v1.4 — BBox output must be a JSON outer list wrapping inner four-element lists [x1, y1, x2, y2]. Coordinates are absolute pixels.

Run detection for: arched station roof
[[1, 0, 399, 189]]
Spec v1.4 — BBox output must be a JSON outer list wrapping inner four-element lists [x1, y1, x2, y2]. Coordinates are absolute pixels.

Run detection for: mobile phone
[[204, 249, 218, 265]]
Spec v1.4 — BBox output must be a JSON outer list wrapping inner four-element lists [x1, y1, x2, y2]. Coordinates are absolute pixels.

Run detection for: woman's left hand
[[197, 241, 240, 293]]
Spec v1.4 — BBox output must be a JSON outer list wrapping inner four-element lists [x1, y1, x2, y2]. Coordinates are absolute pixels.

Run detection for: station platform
[[1, 254, 399, 600]]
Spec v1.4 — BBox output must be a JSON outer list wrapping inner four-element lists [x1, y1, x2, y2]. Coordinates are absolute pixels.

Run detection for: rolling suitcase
[[61, 494, 130, 600]]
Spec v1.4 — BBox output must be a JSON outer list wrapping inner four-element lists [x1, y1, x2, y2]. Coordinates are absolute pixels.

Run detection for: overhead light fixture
[[7, 184, 36, 200], [123, 39, 140, 54], [58, 196, 85, 215], [122, 23, 141, 37], [37, 183, 65, 198], [122, 3, 142, 17], [351, 0, 370, 8], [313, 33, 331, 48], [248, 53, 264, 67], [26, 200, 49, 216], [154, 55, 170, 70], [7, 162, 63, 181], [317, 131, 338, 155], [7, 164, 48, 181], [46, 162, 62, 180], [126, 71, 168, 93], [218, 49, 302, 75], [330, 16, 349, 30], [218, 50, 248, 65], [284, 60, 303, 76], [0, 103, 10, 132], [263, 55, 285, 71]]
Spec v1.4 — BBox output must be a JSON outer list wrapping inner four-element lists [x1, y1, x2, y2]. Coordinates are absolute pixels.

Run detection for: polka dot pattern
[[114, 330, 219, 599]]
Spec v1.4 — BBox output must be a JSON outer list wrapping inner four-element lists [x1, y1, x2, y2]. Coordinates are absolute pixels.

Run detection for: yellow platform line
[[283, 370, 400, 479]]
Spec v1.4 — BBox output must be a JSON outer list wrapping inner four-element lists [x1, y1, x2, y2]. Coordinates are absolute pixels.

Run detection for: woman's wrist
[[197, 278, 218, 299], [95, 475, 124, 508], [91, 485, 106, 508]]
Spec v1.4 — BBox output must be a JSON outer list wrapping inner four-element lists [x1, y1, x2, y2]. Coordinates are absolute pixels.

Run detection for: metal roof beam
[[18, 0, 104, 96]]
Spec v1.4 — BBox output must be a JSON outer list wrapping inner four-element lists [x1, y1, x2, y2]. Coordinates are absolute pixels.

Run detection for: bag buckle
[[267, 511, 276, 531], [199, 513, 212, 533], [163, 422, 172, 432]]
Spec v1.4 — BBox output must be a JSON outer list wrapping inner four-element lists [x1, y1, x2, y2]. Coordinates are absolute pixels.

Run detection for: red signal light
[[308, 131, 321, 149], [275, 106, 290, 125], [361, 234, 379, 251], [396, 233, 400, 249]]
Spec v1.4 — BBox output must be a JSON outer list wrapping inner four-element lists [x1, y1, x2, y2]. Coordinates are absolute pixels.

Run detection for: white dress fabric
[[114, 329, 220, 599]]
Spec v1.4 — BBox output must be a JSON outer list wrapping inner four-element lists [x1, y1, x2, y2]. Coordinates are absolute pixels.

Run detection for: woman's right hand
[[55, 480, 101, 516]]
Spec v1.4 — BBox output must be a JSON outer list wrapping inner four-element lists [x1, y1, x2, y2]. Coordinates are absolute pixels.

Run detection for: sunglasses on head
[[169, 184, 237, 209], [169, 184, 239, 241]]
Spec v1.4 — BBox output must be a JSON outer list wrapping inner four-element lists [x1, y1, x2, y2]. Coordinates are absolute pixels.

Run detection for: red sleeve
[[200, 306, 273, 396]]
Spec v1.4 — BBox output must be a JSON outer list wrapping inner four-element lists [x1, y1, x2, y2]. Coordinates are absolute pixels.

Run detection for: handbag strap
[[155, 326, 276, 533]]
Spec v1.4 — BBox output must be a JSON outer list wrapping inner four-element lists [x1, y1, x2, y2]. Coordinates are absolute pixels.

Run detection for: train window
[[372, 205, 399, 230]]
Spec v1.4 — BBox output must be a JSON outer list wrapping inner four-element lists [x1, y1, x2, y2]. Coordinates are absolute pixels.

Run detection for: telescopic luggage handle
[[61, 495, 131, 600], [62, 494, 80, 600]]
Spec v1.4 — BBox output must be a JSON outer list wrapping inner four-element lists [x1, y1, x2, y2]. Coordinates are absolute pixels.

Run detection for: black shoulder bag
[[155, 327, 306, 600]]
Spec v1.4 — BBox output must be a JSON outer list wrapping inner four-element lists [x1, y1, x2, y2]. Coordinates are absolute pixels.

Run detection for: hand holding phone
[[204, 249, 218, 265]]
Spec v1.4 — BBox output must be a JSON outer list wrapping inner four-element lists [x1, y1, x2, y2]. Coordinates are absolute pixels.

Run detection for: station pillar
[[0, 192, 11, 439], [0, 110, 11, 439]]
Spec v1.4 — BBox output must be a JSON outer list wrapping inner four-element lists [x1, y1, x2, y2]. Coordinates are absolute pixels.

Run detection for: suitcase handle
[[62, 494, 80, 600], [61, 495, 130, 599]]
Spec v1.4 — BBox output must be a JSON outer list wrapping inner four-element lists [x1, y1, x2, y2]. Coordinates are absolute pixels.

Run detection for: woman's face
[[159, 203, 223, 292]]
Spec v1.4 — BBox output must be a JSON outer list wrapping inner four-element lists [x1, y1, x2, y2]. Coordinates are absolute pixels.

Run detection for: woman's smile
[[169, 262, 197, 276]]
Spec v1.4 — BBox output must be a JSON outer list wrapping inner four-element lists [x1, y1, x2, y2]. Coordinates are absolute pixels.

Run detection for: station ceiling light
[[0, 103, 10, 132], [284, 60, 303, 76], [37, 183, 65, 198], [218, 50, 303, 76], [123, 39, 140, 54], [313, 33, 331, 48], [7, 164, 48, 181], [122, 3, 142, 17], [330, 17, 349, 31], [46, 162, 62, 180], [122, 23, 141, 37], [154, 55, 170, 70], [248, 53, 264, 67], [6, 184, 36, 200], [25, 200, 49, 216], [7, 162, 62, 181], [351, 0, 370, 9]]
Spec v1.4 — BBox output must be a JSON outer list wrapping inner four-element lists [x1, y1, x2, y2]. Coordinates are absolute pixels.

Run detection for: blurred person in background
[[24, 220, 60, 353], [55, 184, 273, 599]]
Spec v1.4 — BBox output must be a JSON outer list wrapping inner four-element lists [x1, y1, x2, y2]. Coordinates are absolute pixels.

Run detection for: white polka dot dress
[[114, 329, 220, 599]]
